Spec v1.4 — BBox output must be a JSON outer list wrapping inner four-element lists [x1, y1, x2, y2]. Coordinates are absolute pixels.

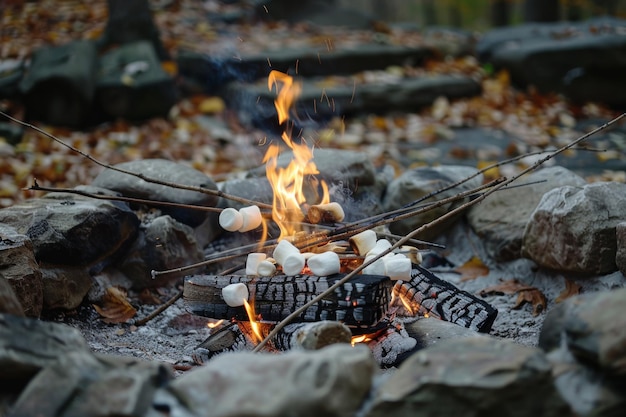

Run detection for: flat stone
[[11, 351, 172, 417], [367, 337, 569, 417], [0, 223, 42, 317], [522, 182, 626, 274], [0, 313, 90, 385], [468, 166, 586, 260], [92, 159, 219, 227], [382, 165, 483, 240], [404, 317, 486, 350], [0, 193, 139, 267], [166, 344, 375, 417], [0, 278, 24, 316]]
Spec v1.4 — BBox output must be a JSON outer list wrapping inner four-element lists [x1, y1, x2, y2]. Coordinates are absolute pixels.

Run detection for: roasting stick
[[252, 113, 626, 352], [1, 110, 273, 210]]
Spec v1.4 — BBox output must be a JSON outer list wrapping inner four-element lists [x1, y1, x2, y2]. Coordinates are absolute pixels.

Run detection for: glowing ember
[[264, 70, 329, 240], [206, 319, 224, 329], [243, 299, 264, 343], [351, 334, 374, 346]]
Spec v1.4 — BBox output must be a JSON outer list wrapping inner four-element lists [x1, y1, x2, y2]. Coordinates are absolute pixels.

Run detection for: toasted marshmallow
[[349, 230, 377, 256], [308, 202, 345, 224]]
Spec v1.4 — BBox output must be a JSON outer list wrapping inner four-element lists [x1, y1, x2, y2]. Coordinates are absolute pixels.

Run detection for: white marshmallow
[[245, 253, 267, 275], [362, 255, 387, 276], [238, 205, 263, 232], [219, 208, 244, 232], [307, 251, 341, 276], [222, 283, 249, 307], [384, 255, 412, 281], [273, 239, 301, 265], [367, 239, 393, 257], [282, 253, 306, 276], [349, 230, 377, 256], [256, 260, 277, 276]]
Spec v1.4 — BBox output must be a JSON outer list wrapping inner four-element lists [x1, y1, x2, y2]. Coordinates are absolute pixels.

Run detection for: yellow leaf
[[199, 97, 225, 114], [455, 256, 489, 281], [555, 278, 582, 303]]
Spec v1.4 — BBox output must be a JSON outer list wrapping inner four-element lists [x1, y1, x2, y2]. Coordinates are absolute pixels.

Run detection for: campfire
[[180, 70, 497, 363]]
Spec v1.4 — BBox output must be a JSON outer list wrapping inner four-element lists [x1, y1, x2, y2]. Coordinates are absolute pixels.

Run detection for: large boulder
[[522, 182, 626, 274], [164, 344, 374, 417], [468, 166, 586, 260], [0, 193, 139, 267], [92, 159, 220, 228], [367, 337, 569, 417], [382, 165, 482, 240]]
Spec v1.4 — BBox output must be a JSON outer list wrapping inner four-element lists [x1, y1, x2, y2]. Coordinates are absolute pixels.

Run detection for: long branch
[[252, 113, 626, 352], [1, 110, 272, 210]]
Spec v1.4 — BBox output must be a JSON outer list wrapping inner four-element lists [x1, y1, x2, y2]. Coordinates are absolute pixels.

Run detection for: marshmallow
[[398, 245, 422, 265], [222, 283, 249, 307], [384, 254, 412, 281], [245, 253, 267, 276], [307, 251, 341, 276], [367, 239, 393, 257], [282, 253, 306, 276], [362, 257, 386, 276], [256, 260, 277, 276], [219, 208, 244, 232], [273, 239, 301, 265], [307, 202, 345, 224], [349, 230, 377, 256], [238, 205, 263, 232]]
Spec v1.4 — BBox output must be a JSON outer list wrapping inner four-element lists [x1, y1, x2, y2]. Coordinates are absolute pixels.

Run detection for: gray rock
[[0, 278, 24, 316], [0, 313, 90, 385], [167, 344, 375, 417], [0, 193, 139, 266], [548, 348, 626, 417], [468, 166, 586, 260], [404, 317, 486, 350], [615, 222, 626, 276], [522, 182, 626, 274], [561, 288, 626, 375], [119, 215, 204, 288], [249, 148, 377, 190], [382, 165, 483, 239], [482, 18, 626, 106], [39, 264, 93, 311], [92, 159, 219, 227], [0, 224, 42, 317], [218, 176, 274, 210], [367, 337, 569, 417], [11, 350, 172, 417]]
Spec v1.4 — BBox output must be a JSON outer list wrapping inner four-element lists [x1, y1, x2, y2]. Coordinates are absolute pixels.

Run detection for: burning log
[[393, 265, 497, 333], [184, 273, 392, 330]]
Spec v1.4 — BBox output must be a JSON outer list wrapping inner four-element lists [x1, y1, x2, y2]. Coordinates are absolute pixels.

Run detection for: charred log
[[184, 274, 392, 330], [392, 265, 497, 333]]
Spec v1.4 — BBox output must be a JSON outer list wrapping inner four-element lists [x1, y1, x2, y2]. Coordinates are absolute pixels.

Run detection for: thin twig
[[1, 110, 272, 210], [252, 113, 626, 352], [132, 290, 183, 326]]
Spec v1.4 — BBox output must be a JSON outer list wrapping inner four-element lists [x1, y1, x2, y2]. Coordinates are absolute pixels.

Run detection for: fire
[[264, 70, 329, 239], [351, 334, 374, 346], [206, 319, 224, 329], [243, 299, 264, 343]]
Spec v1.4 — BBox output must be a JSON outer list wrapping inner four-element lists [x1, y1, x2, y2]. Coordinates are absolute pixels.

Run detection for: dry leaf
[[138, 288, 163, 305], [555, 278, 582, 303], [479, 279, 534, 295], [480, 279, 547, 316], [513, 289, 547, 316], [456, 256, 489, 281], [93, 287, 137, 324]]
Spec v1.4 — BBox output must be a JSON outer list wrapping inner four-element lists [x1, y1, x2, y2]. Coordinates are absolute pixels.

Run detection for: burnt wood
[[393, 265, 497, 333], [184, 274, 392, 330]]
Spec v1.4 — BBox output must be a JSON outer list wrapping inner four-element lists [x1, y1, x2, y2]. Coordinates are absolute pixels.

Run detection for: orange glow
[[391, 288, 418, 316], [265, 70, 329, 239], [243, 299, 263, 343], [351, 334, 374, 346], [206, 319, 224, 329]]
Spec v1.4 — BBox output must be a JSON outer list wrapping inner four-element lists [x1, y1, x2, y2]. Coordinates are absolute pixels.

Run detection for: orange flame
[[206, 319, 224, 329], [264, 70, 329, 239], [243, 299, 263, 343]]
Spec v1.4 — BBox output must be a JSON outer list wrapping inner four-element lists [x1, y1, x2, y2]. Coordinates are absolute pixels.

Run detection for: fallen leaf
[[138, 288, 163, 305], [555, 278, 582, 303], [480, 279, 547, 316], [513, 289, 547, 316], [93, 287, 137, 324], [456, 256, 489, 281], [479, 279, 533, 295]]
